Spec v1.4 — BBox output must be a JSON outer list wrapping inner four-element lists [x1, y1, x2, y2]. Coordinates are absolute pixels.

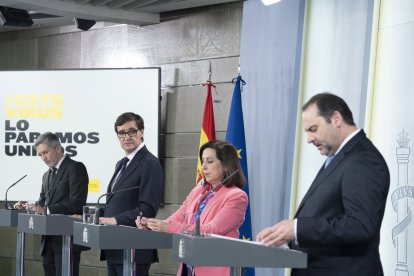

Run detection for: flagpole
[[208, 61, 212, 81]]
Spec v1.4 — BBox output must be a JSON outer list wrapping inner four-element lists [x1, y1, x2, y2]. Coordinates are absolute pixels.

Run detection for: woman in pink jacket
[[136, 140, 248, 276]]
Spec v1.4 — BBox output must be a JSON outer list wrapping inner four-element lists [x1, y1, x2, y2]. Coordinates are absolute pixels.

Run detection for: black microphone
[[4, 175, 27, 209], [212, 169, 240, 191], [94, 185, 140, 224], [195, 215, 201, 237]]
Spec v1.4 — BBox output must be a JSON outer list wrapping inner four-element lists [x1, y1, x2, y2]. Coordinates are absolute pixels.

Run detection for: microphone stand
[[93, 186, 140, 225], [195, 215, 201, 237], [4, 175, 27, 209], [94, 192, 111, 224]]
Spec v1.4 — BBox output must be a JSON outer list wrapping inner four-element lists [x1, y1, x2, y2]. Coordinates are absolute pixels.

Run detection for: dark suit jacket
[[101, 145, 163, 264], [37, 155, 89, 254], [292, 130, 390, 276]]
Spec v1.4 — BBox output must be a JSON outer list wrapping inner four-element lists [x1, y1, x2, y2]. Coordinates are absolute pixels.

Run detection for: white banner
[[1, 68, 160, 203]]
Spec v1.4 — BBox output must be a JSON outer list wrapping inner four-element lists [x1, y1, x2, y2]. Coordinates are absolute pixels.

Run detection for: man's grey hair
[[34, 132, 63, 152]]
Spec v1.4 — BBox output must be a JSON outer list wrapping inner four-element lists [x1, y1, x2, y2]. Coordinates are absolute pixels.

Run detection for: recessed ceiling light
[[261, 0, 282, 6]]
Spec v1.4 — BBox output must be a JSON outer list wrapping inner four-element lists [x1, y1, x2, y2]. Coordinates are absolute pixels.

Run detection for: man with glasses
[[99, 112, 163, 276]]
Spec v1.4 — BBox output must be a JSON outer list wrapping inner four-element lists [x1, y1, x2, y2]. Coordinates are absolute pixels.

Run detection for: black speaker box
[[75, 18, 96, 31], [0, 6, 33, 27]]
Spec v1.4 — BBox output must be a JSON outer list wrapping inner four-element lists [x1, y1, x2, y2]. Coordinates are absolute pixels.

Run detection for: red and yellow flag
[[196, 81, 216, 184]]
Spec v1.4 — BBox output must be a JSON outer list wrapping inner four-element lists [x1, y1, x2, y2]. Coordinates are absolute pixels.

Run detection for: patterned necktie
[[324, 154, 335, 169], [48, 167, 57, 190], [111, 157, 129, 191]]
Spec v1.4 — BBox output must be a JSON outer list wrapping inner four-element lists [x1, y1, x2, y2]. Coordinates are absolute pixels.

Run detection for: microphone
[[212, 169, 240, 192], [93, 185, 140, 224], [195, 215, 201, 237], [4, 175, 27, 209]]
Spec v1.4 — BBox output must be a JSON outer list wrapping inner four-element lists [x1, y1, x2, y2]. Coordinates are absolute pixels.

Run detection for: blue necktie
[[110, 157, 129, 191], [324, 154, 335, 169]]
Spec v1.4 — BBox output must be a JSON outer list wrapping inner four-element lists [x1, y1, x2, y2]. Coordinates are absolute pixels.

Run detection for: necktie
[[48, 167, 57, 190], [324, 154, 335, 169], [111, 157, 129, 191]]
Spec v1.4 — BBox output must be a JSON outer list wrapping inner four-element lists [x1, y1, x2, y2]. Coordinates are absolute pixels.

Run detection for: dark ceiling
[[0, 0, 241, 31]]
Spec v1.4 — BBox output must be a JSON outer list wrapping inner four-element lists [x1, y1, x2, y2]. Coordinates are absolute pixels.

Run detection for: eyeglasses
[[117, 129, 139, 138]]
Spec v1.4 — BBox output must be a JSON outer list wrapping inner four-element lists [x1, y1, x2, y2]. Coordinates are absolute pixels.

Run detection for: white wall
[[371, 0, 414, 274]]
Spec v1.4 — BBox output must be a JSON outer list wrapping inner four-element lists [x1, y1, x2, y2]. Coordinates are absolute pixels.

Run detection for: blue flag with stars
[[225, 75, 255, 276]]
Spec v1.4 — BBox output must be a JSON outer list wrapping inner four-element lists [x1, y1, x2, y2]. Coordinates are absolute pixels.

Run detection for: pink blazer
[[166, 184, 248, 276]]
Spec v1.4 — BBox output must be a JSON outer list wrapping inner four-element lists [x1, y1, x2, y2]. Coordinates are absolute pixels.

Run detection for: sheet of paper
[[208, 234, 289, 249]]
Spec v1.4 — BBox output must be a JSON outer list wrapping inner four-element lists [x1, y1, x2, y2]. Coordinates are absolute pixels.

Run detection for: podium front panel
[[173, 234, 307, 268], [73, 222, 172, 249], [0, 209, 25, 227], [17, 214, 79, 235]]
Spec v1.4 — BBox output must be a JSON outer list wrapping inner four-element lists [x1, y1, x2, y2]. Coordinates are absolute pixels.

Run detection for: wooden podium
[[17, 213, 80, 276], [172, 234, 307, 276], [73, 222, 172, 276]]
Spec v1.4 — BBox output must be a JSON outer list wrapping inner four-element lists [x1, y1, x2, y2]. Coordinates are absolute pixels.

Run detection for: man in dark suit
[[99, 112, 163, 276], [35, 132, 89, 276], [257, 93, 390, 276]]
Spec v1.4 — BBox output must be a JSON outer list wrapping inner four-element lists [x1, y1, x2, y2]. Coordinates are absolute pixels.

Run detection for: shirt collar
[[54, 155, 66, 170], [335, 128, 361, 155], [125, 142, 145, 162]]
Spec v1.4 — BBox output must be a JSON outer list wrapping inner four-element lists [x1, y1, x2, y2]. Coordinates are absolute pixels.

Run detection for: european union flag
[[226, 75, 255, 276]]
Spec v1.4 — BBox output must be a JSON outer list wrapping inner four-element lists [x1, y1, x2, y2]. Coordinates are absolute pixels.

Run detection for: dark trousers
[[42, 237, 81, 276], [107, 262, 151, 276], [42, 251, 81, 276]]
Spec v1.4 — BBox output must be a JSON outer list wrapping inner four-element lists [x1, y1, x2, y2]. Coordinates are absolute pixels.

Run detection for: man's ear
[[55, 145, 63, 154], [331, 111, 342, 127]]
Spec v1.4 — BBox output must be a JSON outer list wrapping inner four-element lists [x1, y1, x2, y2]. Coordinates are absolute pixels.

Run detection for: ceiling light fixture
[[261, 0, 282, 6]]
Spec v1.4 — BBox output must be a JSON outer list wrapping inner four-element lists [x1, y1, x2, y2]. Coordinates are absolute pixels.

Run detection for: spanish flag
[[196, 81, 216, 184]]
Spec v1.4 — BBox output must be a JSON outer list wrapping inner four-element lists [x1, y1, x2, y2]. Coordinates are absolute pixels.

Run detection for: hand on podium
[[36, 206, 45, 215], [13, 201, 26, 210], [136, 216, 168, 232], [99, 217, 117, 225], [69, 214, 82, 220], [256, 219, 295, 247], [135, 215, 149, 230], [147, 218, 168, 232]]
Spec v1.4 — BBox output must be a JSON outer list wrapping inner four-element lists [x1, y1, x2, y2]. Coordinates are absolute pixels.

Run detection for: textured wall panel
[[0, 40, 38, 70], [79, 249, 106, 267], [0, 227, 18, 258], [151, 249, 179, 275], [38, 33, 82, 69], [163, 157, 197, 204], [165, 133, 200, 157], [80, 25, 131, 68], [127, 7, 241, 65], [78, 265, 107, 276], [0, 258, 13, 276], [22, 260, 44, 275], [165, 83, 233, 133], [164, 132, 226, 158]]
